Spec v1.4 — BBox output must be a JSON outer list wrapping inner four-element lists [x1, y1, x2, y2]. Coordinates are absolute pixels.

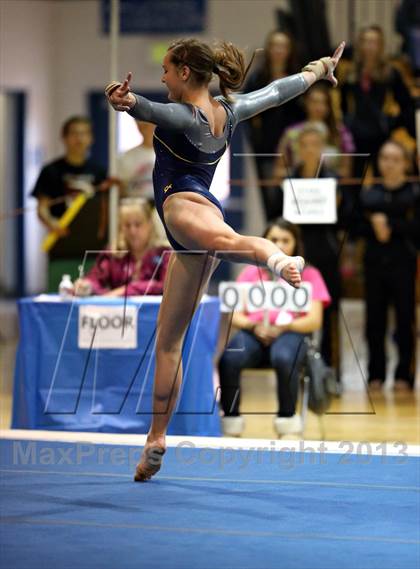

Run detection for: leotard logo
[[163, 183, 173, 193]]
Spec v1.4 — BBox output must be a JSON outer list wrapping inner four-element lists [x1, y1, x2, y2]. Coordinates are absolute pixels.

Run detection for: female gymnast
[[105, 38, 345, 481]]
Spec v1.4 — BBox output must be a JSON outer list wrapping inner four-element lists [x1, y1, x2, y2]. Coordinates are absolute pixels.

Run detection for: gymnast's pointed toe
[[134, 445, 166, 482]]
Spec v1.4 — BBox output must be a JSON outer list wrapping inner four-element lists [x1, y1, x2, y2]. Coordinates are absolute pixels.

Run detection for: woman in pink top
[[74, 199, 170, 297], [218, 218, 331, 437]]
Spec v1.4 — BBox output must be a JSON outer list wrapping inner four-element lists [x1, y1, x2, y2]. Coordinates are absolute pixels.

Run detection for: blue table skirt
[[12, 296, 221, 436]]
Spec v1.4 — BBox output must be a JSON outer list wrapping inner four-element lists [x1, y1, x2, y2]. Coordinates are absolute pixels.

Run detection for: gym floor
[[1, 299, 419, 569]]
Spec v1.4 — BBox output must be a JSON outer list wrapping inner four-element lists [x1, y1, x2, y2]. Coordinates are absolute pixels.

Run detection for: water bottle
[[58, 274, 74, 299]]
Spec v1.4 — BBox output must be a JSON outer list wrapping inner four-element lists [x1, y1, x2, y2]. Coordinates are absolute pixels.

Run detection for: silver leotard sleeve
[[127, 73, 308, 135], [128, 94, 196, 130], [231, 73, 308, 125]]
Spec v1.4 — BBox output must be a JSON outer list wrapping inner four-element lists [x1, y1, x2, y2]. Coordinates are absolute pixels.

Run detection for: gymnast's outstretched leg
[[163, 192, 304, 287], [134, 252, 218, 481], [135, 192, 303, 481]]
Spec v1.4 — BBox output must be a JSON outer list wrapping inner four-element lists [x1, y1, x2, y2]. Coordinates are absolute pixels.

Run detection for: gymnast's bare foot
[[134, 435, 166, 482]]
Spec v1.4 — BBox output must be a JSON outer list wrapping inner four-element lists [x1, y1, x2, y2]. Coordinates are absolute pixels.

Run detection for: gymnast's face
[[120, 211, 152, 252], [161, 52, 189, 102], [266, 226, 296, 257]]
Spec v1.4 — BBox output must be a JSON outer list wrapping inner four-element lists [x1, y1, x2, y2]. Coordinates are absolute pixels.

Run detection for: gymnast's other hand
[[326, 42, 346, 86], [105, 72, 136, 112]]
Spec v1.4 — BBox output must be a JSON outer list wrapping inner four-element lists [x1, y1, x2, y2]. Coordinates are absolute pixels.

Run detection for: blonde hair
[[114, 198, 167, 255], [297, 122, 328, 144]]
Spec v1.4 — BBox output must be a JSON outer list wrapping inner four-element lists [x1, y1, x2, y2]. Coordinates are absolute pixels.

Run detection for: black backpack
[[304, 340, 336, 415]]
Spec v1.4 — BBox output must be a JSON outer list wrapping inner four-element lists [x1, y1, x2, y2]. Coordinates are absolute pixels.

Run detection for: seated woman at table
[[75, 198, 170, 297], [218, 218, 331, 438]]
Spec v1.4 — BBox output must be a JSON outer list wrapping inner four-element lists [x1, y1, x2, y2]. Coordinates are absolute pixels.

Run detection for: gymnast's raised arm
[[231, 42, 346, 124], [105, 72, 195, 130], [105, 42, 345, 130]]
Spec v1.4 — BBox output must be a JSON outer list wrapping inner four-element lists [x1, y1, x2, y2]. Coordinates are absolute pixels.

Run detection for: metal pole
[[108, 0, 120, 246]]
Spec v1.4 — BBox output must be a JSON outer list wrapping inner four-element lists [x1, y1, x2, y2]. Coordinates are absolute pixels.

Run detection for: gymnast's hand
[[327, 42, 346, 86], [302, 41, 345, 87], [105, 72, 136, 112]]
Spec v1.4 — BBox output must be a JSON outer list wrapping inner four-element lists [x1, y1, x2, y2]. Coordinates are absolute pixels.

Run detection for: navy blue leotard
[[128, 73, 308, 250]]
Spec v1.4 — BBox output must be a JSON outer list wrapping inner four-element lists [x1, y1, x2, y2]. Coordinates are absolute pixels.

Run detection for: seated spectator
[[75, 199, 170, 297], [218, 218, 331, 438], [276, 83, 355, 178], [360, 140, 419, 393], [117, 120, 155, 199]]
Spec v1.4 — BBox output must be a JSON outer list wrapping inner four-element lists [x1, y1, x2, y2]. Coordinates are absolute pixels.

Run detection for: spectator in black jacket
[[360, 140, 419, 392]]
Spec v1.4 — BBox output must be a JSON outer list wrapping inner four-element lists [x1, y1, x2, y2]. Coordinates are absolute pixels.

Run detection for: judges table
[[12, 295, 221, 436]]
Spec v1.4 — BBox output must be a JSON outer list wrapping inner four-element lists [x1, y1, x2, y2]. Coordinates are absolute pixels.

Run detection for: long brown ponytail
[[213, 41, 246, 99], [168, 38, 248, 100]]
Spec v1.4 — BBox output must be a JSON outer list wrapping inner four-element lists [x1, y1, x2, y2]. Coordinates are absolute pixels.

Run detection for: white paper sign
[[78, 305, 138, 349], [218, 282, 312, 313], [283, 178, 337, 224]]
